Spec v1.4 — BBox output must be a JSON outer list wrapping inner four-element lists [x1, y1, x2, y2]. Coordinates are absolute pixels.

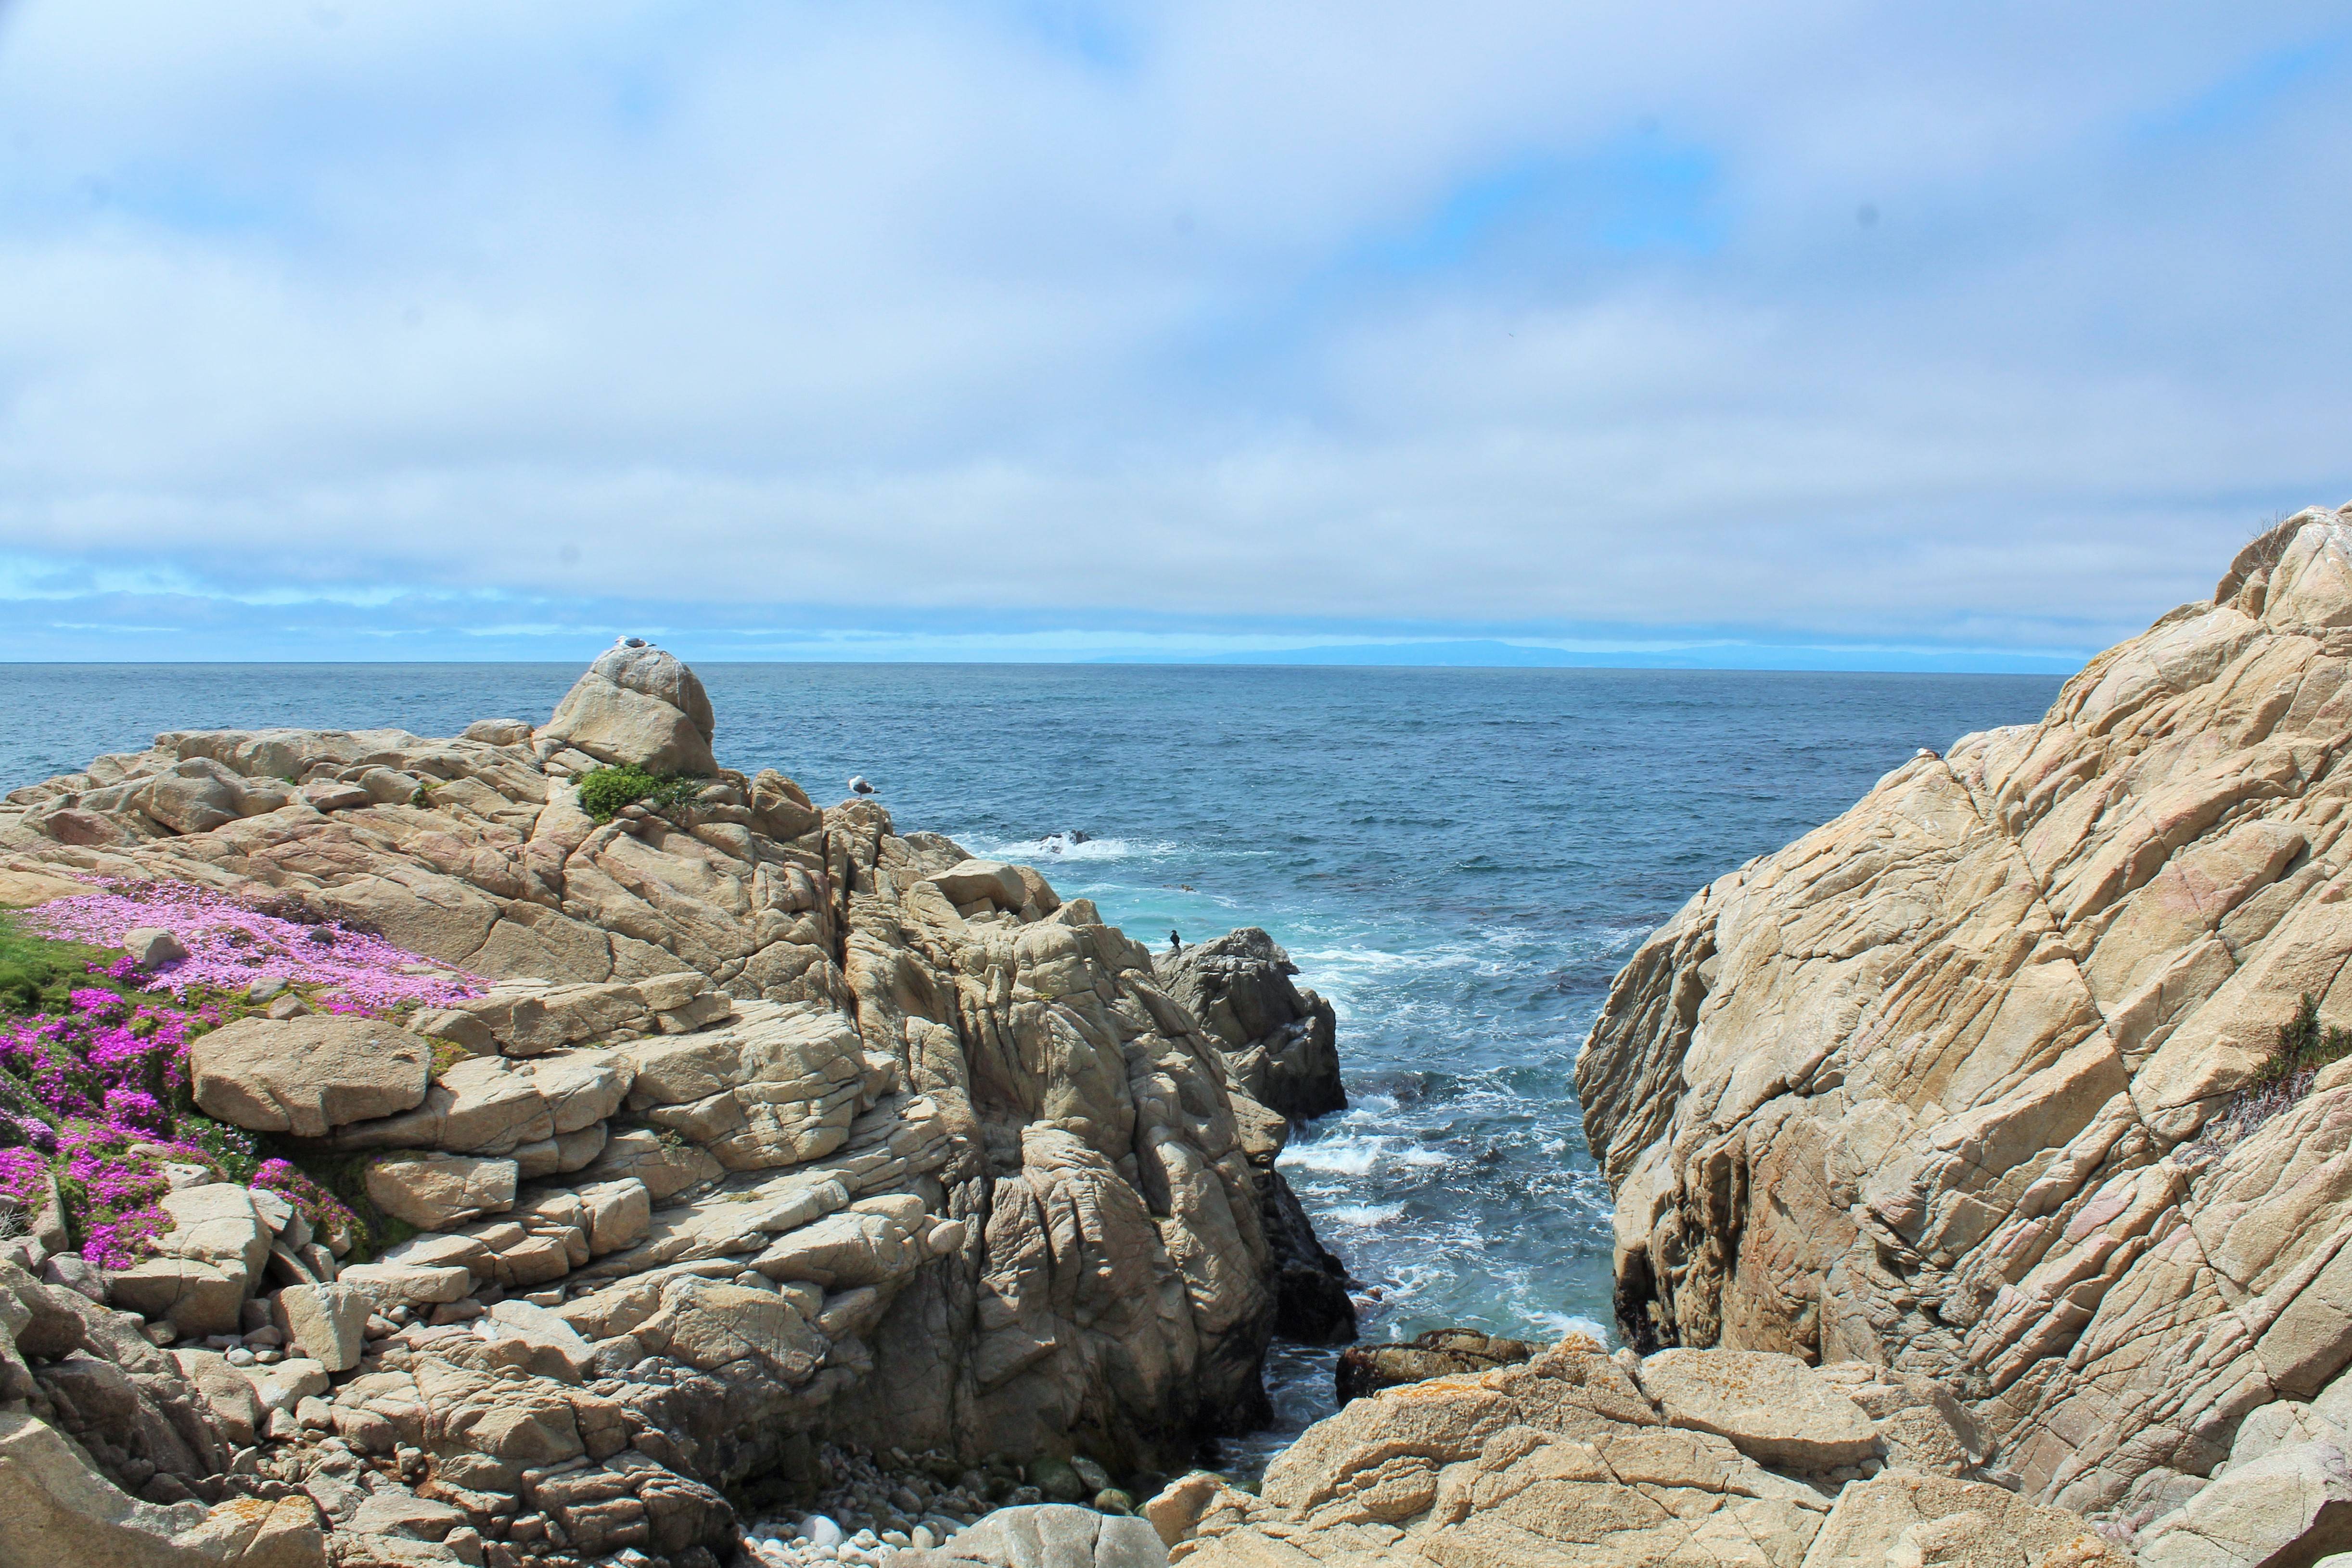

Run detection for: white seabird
[[848, 776, 877, 796]]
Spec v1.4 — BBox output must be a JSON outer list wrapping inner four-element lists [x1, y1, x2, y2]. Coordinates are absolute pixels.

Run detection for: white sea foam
[[1325, 1202, 1406, 1226], [1294, 943, 1479, 975], [1280, 1136, 1384, 1177], [967, 833, 1171, 864], [1279, 1135, 1448, 1178]]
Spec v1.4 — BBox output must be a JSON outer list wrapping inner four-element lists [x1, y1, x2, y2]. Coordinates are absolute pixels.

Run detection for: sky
[[0, 3, 2347, 670]]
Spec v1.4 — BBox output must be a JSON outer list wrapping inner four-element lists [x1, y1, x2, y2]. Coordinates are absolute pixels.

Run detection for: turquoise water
[[0, 662, 2064, 1455]]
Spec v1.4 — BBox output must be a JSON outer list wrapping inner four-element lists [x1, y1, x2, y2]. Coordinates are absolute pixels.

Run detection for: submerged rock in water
[[1333, 1326, 1534, 1404]]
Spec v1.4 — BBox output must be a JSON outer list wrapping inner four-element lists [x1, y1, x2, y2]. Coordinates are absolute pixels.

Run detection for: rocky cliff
[[1147, 1335, 2129, 1568], [0, 643, 1355, 1567], [1576, 505, 2352, 1554]]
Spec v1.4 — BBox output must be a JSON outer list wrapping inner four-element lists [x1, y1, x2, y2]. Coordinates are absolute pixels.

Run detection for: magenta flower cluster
[[0, 1147, 46, 1208], [0, 985, 230, 1266], [0, 879, 448, 1267], [0, 987, 204, 1130], [251, 1158, 357, 1245], [23, 880, 483, 1011]]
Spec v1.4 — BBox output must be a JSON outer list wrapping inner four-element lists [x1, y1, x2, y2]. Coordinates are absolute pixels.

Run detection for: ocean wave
[[1323, 1202, 1407, 1227], [1278, 1134, 1450, 1178], [1279, 1137, 1383, 1177], [967, 833, 1173, 863], [1293, 943, 1480, 974]]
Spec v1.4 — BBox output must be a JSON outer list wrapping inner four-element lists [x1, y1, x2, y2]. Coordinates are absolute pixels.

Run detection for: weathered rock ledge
[[1134, 1336, 2127, 1567], [0, 642, 1359, 1568], [1578, 504, 2352, 1561]]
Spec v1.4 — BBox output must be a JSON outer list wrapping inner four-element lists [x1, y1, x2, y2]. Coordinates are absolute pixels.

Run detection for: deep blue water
[[0, 662, 2065, 1458]]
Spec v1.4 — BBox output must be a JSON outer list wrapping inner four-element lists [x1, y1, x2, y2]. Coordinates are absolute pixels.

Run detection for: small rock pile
[[741, 1444, 1149, 1565]]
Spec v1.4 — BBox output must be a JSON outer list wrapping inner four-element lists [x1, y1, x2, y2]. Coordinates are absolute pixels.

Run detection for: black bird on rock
[[848, 776, 877, 796]]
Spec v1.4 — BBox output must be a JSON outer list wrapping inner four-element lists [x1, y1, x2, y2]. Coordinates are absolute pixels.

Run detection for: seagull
[[848, 776, 877, 796], [1916, 747, 1942, 761], [622, 636, 647, 648]]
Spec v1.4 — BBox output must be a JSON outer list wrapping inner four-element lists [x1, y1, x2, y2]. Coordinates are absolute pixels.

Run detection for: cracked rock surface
[[0, 642, 1355, 1568], [1576, 505, 2352, 1555]]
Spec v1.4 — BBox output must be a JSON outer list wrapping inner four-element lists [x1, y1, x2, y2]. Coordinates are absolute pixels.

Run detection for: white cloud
[[0, 0, 2346, 661]]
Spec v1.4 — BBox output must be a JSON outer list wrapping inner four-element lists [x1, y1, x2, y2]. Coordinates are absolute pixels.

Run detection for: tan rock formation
[[1577, 503, 2352, 1550], [0, 645, 1356, 1564], [1156, 928, 1343, 1121], [1160, 1337, 2109, 1568], [191, 1017, 434, 1139], [537, 641, 718, 777]]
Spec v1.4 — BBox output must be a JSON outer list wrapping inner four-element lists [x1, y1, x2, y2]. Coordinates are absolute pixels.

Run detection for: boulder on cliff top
[[537, 641, 716, 775], [189, 1015, 432, 1138]]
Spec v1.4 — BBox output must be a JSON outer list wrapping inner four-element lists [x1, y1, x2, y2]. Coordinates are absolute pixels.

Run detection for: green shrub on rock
[[575, 765, 705, 823]]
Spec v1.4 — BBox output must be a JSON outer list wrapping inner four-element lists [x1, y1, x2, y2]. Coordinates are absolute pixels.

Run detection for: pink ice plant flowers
[[0, 986, 361, 1267], [24, 879, 482, 1010], [0, 879, 456, 1267]]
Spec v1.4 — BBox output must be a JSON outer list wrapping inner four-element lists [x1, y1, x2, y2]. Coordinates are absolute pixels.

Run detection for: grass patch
[[2242, 512, 2302, 574], [0, 911, 130, 1018], [576, 765, 705, 823]]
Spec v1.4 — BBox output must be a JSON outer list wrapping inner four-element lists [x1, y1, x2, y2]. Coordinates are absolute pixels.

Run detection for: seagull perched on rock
[[621, 636, 647, 648], [848, 776, 877, 796]]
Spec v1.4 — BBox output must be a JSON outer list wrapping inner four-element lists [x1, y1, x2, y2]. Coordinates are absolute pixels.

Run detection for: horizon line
[[0, 655, 2083, 676]]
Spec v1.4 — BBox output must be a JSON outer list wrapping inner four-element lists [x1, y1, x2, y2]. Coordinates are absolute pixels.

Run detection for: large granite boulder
[[1801, 1472, 2113, 1567], [0, 1410, 323, 1566], [923, 1504, 1166, 1567], [1636, 1347, 1880, 1473], [189, 1017, 432, 1138], [104, 1184, 274, 1337], [360, 1151, 517, 1230], [537, 640, 716, 776], [1167, 1339, 2122, 1568]]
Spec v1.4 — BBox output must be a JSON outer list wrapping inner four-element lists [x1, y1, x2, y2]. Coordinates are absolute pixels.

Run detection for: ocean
[[0, 661, 2066, 1466]]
